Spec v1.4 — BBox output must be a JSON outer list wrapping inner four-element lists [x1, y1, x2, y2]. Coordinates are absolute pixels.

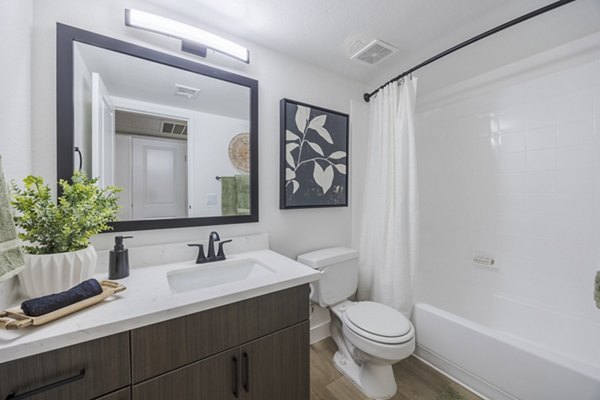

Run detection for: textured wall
[[0, 0, 32, 182]]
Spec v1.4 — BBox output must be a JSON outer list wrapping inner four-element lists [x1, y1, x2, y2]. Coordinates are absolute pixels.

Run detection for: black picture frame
[[280, 99, 349, 209], [56, 23, 259, 232]]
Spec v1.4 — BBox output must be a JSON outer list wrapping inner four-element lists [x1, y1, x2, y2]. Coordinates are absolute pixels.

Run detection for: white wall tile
[[525, 100, 558, 129], [496, 152, 525, 173], [496, 173, 525, 195], [557, 119, 595, 146], [499, 132, 525, 153], [526, 126, 556, 150], [557, 169, 595, 194], [417, 48, 600, 327], [526, 171, 556, 194], [526, 149, 556, 171], [558, 90, 594, 124], [557, 145, 595, 169], [499, 108, 525, 133]]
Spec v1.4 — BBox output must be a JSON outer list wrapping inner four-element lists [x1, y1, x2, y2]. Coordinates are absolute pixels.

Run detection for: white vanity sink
[[167, 258, 276, 293]]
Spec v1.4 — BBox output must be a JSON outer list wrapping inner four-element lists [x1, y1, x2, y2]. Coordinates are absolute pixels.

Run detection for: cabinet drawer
[[238, 284, 309, 343], [131, 285, 309, 383], [131, 300, 238, 383], [97, 387, 131, 400], [132, 349, 239, 400], [0, 333, 130, 400]]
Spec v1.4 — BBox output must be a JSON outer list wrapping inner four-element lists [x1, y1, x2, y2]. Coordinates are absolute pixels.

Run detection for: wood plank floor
[[310, 338, 483, 400]]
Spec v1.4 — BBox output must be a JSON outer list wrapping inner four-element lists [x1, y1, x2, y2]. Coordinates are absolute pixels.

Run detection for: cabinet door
[[133, 348, 240, 400], [240, 321, 309, 400]]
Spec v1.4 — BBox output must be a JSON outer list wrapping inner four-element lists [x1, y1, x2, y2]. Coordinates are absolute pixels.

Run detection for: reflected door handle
[[74, 147, 83, 171]]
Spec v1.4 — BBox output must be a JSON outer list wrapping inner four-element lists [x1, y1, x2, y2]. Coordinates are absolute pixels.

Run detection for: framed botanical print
[[280, 99, 349, 209]]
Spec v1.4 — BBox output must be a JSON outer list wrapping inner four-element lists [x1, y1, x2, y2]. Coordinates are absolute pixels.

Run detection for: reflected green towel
[[235, 175, 250, 215], [221, 177, 237, 216], [220, 175, 250, 216], [595, 271, 600, 309], [0, 156, 24, 281]]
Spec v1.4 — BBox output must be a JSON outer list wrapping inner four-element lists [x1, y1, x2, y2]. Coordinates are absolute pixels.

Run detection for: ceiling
[[143, 0, 600, 94], [75, 42, 250, 120]]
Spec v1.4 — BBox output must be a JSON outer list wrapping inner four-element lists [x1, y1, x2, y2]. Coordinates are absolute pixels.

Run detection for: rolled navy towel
[[21, 278, 103, 317]]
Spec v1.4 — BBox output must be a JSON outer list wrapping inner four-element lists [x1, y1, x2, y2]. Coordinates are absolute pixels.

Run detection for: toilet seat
[[342, 302, 413, 344]]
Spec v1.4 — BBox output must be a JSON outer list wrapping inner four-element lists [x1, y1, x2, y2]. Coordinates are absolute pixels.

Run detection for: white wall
[[190, 111, 249, 217], [29, 0, 367, 260], [0, 0, 33, 182], [0, 0, 33, 303], [415, 33, 600, 329]]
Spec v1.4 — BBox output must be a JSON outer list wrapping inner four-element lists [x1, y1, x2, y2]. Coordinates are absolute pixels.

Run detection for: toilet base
[[333, 351, 397, 400]]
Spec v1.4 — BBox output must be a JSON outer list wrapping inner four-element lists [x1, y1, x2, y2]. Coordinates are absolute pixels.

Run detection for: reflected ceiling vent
[[175, 83, 200, 99], [350, 39, 397, 65], [161, 120, 188, 135]]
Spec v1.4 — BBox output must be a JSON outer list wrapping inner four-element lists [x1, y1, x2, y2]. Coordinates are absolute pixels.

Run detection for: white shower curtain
[[357, 78, 418, 318]]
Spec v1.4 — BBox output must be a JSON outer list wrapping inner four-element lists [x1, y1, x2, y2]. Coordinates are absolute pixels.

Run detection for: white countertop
[[0, 249, 320, 363]]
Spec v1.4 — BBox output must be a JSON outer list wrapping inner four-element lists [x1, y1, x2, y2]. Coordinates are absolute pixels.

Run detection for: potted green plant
[[11, 171, 121, 297]]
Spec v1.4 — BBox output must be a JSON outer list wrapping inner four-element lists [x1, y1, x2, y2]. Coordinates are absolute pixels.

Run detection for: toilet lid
[[343, 302, 412, 339]]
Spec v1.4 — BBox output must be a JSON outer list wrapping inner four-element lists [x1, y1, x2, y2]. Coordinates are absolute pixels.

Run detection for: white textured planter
[[19, 246, 98, 298]]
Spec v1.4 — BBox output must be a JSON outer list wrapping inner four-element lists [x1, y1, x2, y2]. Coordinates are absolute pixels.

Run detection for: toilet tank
[[297, 247, 359, 308]]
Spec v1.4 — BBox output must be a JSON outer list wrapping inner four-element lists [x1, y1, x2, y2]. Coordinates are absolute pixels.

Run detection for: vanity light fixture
[[124, 9, 249, 63]]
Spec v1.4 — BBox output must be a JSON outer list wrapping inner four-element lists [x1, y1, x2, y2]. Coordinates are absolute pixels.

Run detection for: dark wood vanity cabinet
[[131, 284, 310, 399], [0, 285, 310, 400], [133, 322, 309, 400]]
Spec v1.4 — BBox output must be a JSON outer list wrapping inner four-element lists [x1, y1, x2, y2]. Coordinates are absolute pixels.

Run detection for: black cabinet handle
[[6, 368, 86, 400], [242, 352, 250, 392], [232, 356, 239, 398], [74, 147, 83, 171]]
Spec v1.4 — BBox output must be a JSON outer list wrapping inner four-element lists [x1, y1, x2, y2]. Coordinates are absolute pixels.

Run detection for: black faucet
[[207, 231, 220, 260], [188, 231, 232, 264]]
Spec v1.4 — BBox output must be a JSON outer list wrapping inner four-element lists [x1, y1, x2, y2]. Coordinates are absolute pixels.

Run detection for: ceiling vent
[[161, 121, 188, 135], [350, 40, 397, 65], [175, 83, 200, 99]]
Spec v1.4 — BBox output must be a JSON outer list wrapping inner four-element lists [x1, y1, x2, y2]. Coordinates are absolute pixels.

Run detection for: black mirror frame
[[56, 23, 258, 232]]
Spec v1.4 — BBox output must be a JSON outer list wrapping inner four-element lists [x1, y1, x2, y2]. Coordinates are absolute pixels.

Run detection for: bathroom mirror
[[57, 24, 258, 231]]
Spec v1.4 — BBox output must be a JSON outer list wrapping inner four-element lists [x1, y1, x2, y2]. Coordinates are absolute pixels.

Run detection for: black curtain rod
[[363, 0, 577, 102]]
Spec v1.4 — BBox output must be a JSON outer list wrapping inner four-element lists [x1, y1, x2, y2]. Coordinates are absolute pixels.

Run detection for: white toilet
[[298, 247, 415, 400]]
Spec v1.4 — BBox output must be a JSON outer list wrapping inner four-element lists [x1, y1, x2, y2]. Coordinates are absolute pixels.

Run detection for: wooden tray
[[0, 280, 126, 329]]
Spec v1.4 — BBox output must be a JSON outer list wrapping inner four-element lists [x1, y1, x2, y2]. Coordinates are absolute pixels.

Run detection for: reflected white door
[[132, 137, 187, 220], [91, 72, 115, 186]]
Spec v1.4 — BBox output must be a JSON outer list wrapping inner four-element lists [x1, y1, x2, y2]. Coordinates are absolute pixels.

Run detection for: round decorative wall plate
[[228, 132, 250, 173]]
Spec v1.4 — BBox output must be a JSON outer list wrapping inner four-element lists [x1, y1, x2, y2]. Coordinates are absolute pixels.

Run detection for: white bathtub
[[412, 302, 600, 400]]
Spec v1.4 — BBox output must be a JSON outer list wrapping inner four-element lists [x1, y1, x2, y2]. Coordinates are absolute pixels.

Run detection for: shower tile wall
[[416, 37, 600, 334]]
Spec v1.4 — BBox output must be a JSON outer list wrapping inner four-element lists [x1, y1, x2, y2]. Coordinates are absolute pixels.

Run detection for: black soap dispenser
[[109, 236, 132, 280]]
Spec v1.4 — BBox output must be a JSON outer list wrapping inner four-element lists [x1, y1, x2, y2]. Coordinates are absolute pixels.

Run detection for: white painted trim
[[310, 320, 331, 344], [414, 345, 516, 400]]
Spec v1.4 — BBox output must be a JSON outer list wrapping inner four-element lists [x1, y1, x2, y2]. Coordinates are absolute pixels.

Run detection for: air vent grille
[[161, 121, 188, 135], [175, 83, 200, 99], [351, 40, 398, 65]]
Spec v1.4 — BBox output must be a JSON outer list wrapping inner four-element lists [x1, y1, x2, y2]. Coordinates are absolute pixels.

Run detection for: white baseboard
[[310, 320, 331, 344]]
